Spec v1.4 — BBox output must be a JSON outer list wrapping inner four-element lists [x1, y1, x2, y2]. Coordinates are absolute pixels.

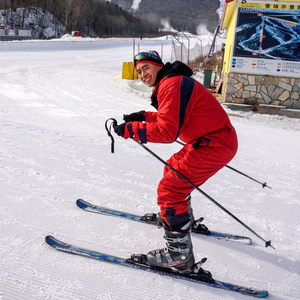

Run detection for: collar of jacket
[[156, 61, 193, 83], [150, 61, 193, 110]]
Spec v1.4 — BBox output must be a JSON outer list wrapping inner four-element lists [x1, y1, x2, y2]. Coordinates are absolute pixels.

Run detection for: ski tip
[[45, 235, 55, 246], [76, 198, 83, 205], [45, 235, 71, 249], [256, 290, 268, 298], [246, 238, 253, 245], [76, 198, 89, 209]]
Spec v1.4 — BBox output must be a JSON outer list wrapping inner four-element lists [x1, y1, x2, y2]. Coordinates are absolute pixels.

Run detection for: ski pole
[[225, 165, 271, 189], [105, 119, 274, 249], [175, 140, 271, 189], [133, 139, 275, 250]]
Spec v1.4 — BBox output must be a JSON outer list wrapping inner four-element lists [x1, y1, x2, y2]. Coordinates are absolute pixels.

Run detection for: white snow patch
[[160, 19, 177, 32], [131, 0, 142, 11], [196, 23, 212, 36]]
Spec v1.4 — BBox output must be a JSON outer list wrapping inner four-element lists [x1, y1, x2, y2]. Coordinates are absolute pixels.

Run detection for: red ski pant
[[157, 126, 238, 228]]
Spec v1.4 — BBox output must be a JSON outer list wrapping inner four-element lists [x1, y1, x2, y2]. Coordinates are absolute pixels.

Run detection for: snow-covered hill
[[0, 7, 64, 39], [0, 36, 300, 299]]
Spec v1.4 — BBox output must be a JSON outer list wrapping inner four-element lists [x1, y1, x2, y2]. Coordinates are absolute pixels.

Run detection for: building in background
[[0, 28, 32, 41], [220, 0, 300, 109]]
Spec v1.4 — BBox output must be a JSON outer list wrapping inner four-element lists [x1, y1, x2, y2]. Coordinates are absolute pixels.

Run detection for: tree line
[[0, 0, 161, 38]]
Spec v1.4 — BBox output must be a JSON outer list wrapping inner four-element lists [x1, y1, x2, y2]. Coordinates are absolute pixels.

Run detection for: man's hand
[[123, 111, 145, 122], [113, 122, 134, 139], [114, 123, 126, 137]]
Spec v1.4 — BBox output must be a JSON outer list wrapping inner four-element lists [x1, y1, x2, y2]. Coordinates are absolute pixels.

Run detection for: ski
[[45, 235, 268, 298], [76, 199, 252, 244]]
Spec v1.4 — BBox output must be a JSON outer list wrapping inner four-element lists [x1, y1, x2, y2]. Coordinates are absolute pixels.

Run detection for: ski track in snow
[[0, 37, 300, 299]]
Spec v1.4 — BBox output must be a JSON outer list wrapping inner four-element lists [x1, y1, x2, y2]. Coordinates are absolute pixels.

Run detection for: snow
[[1, 36, 300, 300], [160, 19, 177, 32], [131, 0, 142, 11]]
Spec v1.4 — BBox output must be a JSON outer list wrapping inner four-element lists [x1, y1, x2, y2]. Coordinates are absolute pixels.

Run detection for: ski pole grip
[[105, 118, 118, 153]]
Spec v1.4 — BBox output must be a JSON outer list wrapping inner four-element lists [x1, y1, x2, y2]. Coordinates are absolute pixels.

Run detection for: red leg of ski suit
[[157, 126, 238, 227]]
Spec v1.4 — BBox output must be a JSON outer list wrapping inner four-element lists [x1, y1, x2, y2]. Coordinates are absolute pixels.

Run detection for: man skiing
[[113, 50, 238, 274]]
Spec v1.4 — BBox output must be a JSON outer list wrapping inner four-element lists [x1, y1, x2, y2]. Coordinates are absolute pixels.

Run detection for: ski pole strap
[[105, 118, 118, 153]]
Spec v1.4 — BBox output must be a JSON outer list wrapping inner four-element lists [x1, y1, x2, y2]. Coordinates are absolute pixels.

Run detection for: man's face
[[136, 62, 163, 87]]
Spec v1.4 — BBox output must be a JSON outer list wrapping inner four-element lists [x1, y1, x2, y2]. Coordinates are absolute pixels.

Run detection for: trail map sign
[[231, 1, 300, 77]]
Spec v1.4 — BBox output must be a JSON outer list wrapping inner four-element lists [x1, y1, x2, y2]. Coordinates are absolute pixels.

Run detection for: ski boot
[[141, 194, 210, 235], [141, 194, 193, 226], [129, 220, 214, 282], [146, 220, 195, 273]]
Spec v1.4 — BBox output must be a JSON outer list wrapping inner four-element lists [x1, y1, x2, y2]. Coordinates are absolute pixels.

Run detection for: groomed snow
[[0, 36, 300, 300]]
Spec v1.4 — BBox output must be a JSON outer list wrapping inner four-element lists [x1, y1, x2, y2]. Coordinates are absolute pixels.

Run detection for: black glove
[[114, 122, 126, 137], [123, 111, 145, 122]]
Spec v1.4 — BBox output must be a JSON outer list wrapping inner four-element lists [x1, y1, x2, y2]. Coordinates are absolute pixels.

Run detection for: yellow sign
[[239, 1, 300, 11], [122, 62, 138, 80]]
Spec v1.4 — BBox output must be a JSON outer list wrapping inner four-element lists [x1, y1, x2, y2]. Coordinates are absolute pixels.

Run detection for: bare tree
[[72, 0, 84, 31], [58, 0, 83, 33], [81, 0, 97, 36], [0, 0, 10, 27], [59, 0, 72, 33]]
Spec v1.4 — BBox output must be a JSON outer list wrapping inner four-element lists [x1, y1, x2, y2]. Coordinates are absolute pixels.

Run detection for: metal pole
[[173, 35, 183, 62], [181, 31, 190, 65], [132, 39, 135, 80], [225, 165, 271, 189], [193, 34, 203, 57]]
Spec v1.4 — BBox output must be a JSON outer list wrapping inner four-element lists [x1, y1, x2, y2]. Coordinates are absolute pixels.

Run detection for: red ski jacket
[[128, 61, 234, 146]]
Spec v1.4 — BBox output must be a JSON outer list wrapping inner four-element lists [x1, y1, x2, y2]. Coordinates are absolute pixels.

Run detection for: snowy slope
[[0, 36, 300, 300]]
